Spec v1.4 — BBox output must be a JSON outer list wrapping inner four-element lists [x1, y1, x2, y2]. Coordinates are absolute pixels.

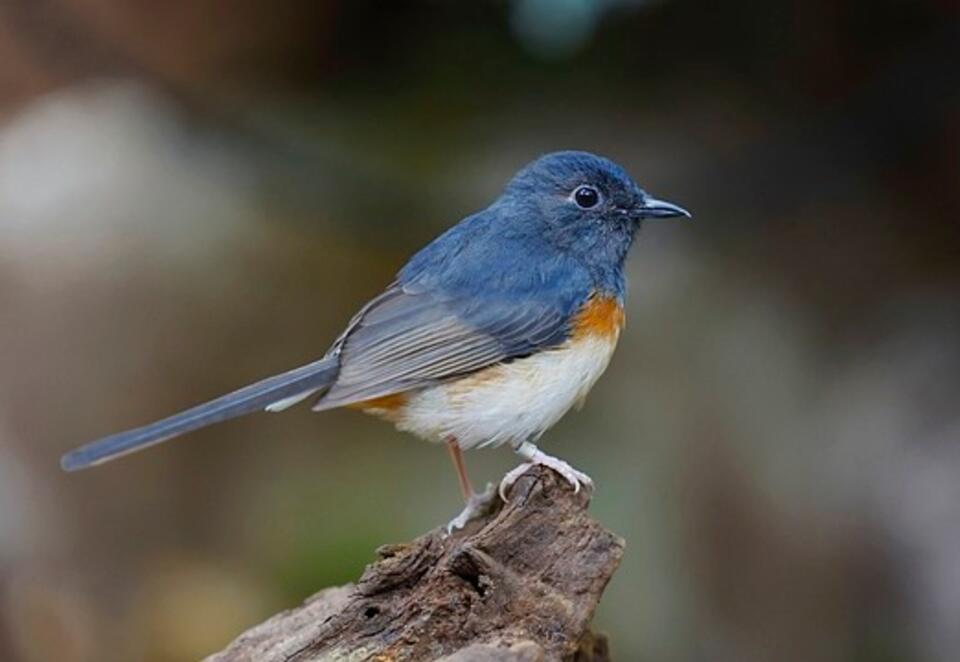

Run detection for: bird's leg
[[445, 438, 495, 533], [499, 440, 594, 501], [446, 439, 473, 502]]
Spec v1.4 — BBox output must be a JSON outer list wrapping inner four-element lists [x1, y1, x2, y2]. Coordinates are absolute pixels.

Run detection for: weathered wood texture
[[207, 466, 625, 662]]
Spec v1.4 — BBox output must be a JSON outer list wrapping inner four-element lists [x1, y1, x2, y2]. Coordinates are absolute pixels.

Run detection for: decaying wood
[[207, 466, 625, 662]]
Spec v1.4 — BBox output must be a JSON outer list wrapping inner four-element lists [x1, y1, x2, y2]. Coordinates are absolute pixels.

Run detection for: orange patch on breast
[[572, 295, 626, 340]]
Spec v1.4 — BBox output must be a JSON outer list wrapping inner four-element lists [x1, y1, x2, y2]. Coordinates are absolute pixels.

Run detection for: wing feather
[[314, 283, 575, 409]]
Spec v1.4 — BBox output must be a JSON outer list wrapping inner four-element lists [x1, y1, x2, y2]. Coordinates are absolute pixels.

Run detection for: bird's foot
[[499, 443, 594, 501], [445, 482, 497, 534]]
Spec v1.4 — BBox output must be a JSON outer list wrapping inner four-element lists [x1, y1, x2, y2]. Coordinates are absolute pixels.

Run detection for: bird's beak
[[638, 196, 692, 220]]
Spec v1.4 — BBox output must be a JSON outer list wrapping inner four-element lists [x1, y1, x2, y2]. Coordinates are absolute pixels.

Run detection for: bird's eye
[[572, 185, 601, 209]]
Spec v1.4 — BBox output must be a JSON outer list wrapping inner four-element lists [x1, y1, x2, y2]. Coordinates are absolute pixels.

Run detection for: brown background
[[1, 1, 958, 660]]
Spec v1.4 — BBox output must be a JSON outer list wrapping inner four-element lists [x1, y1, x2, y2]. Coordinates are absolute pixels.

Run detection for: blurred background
[[1, 1, 958, 660]]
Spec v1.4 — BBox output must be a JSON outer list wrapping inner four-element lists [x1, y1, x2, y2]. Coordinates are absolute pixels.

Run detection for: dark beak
[[638, 196, 691, 220]]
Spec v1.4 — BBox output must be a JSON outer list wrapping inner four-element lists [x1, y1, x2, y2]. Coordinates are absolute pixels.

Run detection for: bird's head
[[500, 151, 689, 269]]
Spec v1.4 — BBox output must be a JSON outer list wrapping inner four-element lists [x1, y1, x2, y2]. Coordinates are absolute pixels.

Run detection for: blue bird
[[60, 151, 690, 529]]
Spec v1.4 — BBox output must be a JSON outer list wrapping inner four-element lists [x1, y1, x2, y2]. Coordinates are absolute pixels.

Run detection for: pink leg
[[444, 439, 496, 532], [446, 438, 473, 502]]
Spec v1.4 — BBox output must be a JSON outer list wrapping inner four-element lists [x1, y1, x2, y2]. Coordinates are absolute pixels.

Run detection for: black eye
[[573, 185, 600, 209]]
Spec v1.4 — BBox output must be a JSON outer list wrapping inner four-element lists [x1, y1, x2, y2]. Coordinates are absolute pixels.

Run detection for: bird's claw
[[498, 456, 594, 501], [445, 483, 497, 534]]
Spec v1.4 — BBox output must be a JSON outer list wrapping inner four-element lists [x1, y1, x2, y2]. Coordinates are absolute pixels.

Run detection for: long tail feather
[[60, 357, 338, 471]]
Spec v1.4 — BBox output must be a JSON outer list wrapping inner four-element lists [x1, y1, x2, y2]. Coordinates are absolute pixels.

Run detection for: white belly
[[393, 335, 618, 449]]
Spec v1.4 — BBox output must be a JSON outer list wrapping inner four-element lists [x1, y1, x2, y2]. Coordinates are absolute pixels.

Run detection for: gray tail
[[60, 357, 338, 471]]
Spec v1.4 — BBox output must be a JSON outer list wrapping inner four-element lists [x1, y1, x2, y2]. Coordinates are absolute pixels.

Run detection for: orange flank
[[572, 295, 625, 340], [347, 392, 408, 421]]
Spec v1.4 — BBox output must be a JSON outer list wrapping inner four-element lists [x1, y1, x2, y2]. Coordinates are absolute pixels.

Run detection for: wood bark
[[207, 466, 625, 661]]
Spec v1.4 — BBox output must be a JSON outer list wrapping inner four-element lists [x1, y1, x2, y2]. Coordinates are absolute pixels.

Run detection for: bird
[[60, 150, 690, 529]]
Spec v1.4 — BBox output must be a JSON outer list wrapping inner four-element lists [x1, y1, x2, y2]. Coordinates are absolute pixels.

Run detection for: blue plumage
[[60, 150, 689, 485], [401, 151, 642, 302], [389, 151, 649, 361]]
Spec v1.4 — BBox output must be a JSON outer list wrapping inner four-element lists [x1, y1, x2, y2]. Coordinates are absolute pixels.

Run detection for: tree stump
[[206, 466, 625, 661]]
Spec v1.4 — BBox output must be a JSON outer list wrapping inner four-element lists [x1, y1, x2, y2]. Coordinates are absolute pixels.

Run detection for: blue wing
[[315, 211, 597, 409], [314, 285, 576, 409]]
